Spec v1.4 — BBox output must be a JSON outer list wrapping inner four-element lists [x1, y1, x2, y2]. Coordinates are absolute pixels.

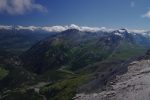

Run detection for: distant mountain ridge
[[0, 24, 149, 35], [1, 25, 150, 53], [0, 28, 55, 54], [22, 28, 150, 74]]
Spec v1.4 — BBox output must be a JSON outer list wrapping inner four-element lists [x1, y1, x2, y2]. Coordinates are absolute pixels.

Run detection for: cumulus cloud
[[0, 0, 47, 15], [0, 24, 148, 35], [62, 24, 114, 32], [42, 26, 67, 32], [0, 25, 12, 30], [142, 10, 150, 18], [0, 24, 114, 32], [16, 26, 39, 31], [128, 29, 150, 36], [128, 29, 147, 33], [43, 24, 104, 32]]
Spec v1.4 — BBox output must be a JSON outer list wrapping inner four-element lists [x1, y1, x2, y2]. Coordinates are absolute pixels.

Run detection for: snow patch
[[118, 29, 126, 33], [114, 32, 123, 37]]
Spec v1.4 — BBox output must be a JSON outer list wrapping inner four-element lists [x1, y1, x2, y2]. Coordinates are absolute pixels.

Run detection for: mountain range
[[0, 27, 55, 54], [0, 26, 150, 100]]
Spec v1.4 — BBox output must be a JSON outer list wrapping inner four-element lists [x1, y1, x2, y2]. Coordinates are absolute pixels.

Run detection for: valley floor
[[74, 59, 150, 100]]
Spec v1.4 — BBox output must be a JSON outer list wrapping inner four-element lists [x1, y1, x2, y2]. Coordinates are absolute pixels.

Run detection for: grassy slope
[[0, 89, 44, 100], [0, 67, 9, 80], [107, 41, 146, 61], [40, 75, 89, 100]]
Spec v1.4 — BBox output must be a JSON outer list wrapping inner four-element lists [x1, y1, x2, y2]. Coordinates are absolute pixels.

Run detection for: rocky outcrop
[[74, 59, 150, 100]]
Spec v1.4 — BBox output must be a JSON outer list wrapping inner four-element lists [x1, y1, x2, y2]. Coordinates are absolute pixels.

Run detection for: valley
[[0, 27, 150, 100]]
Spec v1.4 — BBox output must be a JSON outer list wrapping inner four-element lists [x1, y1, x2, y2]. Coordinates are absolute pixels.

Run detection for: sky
[[0, 0, 150, 30]]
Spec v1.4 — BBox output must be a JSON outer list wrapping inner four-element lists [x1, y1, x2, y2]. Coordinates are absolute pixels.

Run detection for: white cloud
[[142, 10, 150, 18], [61, 24, 114, 32], [41, 24, 104, 32], [42, 26, 67, 32], [0, 24, 115, 32], [69, 24, 81, 30], [0, 25, 12, 30], [16, 26, 39, 31], [0, 24, 149, 36], [0, 0, 47, 15], [130, 1, 135, 8], [127, 29, 147, 33]]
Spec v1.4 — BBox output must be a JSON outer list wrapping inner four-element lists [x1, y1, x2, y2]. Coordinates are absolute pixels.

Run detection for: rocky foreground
[[74, 59, 150, 100]]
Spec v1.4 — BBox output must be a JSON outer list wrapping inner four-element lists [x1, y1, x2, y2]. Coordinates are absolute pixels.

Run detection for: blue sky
[[0, 0, 150, 29]]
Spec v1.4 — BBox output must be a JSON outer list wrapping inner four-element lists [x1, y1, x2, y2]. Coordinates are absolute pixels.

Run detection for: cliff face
[[74, 55, 150, 100]]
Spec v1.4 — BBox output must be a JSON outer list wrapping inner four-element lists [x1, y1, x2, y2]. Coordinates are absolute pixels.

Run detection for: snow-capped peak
[[118, 29, 128, 33], [114, 32, 124, 37], [0, 24, 150, 37]]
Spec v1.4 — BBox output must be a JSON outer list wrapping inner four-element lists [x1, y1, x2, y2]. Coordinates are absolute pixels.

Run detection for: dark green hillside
[[0, 29, 53, 55], [1, 29, 149, 100], [19, 29, 149, 99], [0, 50, 36, 93], [22, 29, 146, 74], [22, 29, 126, 74], [0, 89, 44, 100]]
